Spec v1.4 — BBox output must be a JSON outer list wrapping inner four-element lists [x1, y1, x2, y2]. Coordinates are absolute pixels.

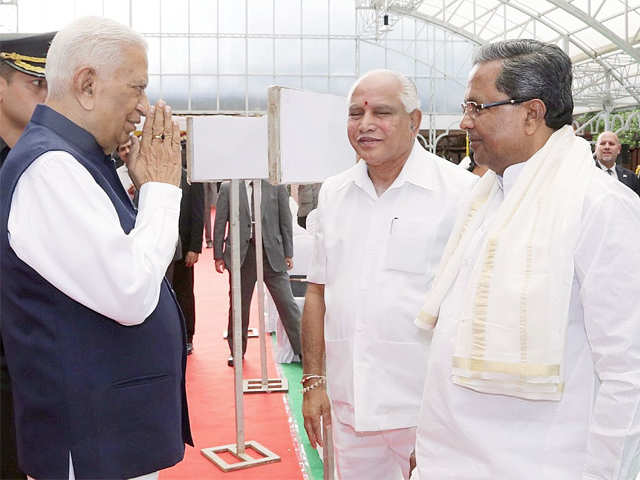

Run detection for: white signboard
[[187, 115, 268, 181], [268, 86, 355, 184]]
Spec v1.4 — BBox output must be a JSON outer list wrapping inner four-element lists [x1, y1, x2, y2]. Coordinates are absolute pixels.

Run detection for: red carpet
[[160, 208, 305, 480]]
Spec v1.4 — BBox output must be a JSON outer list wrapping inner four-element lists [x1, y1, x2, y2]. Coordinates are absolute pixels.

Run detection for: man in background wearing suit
[[595, 130, 640, 195], [168, 143, 204, 355], [0, 31, 54, 480], [213, 180, 302, 366]]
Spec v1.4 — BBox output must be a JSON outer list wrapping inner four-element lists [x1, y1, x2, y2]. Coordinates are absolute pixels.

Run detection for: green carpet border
[[273, 335, 325, 480]]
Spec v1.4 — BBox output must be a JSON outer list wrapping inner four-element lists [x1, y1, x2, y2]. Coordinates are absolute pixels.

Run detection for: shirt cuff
[[138, 182, 182, 212]]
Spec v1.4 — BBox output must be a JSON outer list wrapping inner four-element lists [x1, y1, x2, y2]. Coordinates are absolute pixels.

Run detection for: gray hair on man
[[46, 16, 147, 100], [348, 69, 421, 114]]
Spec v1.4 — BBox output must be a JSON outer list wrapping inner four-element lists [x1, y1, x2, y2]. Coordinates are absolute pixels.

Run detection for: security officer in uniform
[[0, 31, 54, 480]]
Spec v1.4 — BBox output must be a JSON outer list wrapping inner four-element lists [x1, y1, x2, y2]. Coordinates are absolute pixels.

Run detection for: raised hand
[[128, 100, 182, 188]]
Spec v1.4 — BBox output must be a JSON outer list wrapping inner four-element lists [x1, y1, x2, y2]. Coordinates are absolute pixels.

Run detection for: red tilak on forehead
[[364, 100, 368, 106]]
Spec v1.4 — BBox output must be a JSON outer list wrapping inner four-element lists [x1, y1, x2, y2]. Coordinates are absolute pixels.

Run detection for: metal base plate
[[243, 377, 289, 393], [201, 440, 281, 472], [223, 327, 258, 339]]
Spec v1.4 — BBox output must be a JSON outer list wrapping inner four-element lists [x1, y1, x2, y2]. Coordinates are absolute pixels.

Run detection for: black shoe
[[186, 342, 193, 355], [227, 356, 234, 367]]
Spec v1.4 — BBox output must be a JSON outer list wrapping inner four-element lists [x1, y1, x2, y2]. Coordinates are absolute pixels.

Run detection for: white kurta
[[413, 163, 640, 480], [8, 150, 181, 326], [307, 141, 475, 431]]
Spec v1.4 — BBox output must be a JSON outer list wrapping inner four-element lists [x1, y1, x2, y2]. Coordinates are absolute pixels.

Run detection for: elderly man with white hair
[[301, 69, 475, 479], [0, 17, 192, 480]]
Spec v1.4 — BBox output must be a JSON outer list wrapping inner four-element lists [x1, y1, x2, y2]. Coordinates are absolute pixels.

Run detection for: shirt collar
[[596, 159, 616, 171], [31, 104, 109, 163], [499, 161, 527, 197], [335, 140, 439, 195]]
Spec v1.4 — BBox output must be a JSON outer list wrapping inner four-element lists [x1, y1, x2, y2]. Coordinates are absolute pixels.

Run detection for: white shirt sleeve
[[7, 151, 182, 326], [306, 183, 327, 285], [576, 188, 640, 479]]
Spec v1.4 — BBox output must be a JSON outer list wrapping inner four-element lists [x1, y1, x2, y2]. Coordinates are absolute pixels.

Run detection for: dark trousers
[[171, 258, 196, 342], [1, 342, 25, 480], [227, 241, 301, 357]]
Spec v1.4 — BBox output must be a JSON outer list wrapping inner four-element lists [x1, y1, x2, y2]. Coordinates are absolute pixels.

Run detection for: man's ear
[[523, 99, 546, 135], [409, 109, 422, 134], [73, 67, 97, 110]]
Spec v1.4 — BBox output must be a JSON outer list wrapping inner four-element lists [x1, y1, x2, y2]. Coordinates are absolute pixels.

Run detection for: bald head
[[595, 131, 621, 168], [348, 69, 420, 114]]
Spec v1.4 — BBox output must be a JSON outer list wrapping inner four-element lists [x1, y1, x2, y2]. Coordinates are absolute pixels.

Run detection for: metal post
[[201, 179, 281, 471], [243, 180, 288, 394], [229, 179, 245, 452]]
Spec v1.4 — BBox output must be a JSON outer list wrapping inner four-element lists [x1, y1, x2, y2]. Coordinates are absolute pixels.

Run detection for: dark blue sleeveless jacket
[[0, 105, 192, 480]]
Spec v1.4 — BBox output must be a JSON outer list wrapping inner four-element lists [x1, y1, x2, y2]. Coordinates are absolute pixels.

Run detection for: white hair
[[46, 16, 147, 100], [348, 69, 420, 113]]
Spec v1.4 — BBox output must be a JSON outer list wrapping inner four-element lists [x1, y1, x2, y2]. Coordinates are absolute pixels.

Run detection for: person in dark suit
[[168, 144, 204, 355], [0, 32, 54, 480], [595, 130, 640, 195], [213, 180, 301, 366]]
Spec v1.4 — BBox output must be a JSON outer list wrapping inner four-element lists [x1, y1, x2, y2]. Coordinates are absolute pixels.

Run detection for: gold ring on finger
[[153, 134, 164, 140]]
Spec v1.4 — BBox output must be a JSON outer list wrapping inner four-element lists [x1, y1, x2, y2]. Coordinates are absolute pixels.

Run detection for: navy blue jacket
[[0, 105, 192, 479]]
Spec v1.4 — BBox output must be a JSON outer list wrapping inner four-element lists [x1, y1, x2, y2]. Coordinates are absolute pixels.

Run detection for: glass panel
[[274, 75, 301, 89], [386, 48, 414, 77], [248, 76, 275, 111], [302, 0, 328, 35], [219, 0, 245, 34], [190, 38, 217, 75], [219, 38, 246, 74], [191, 76, 218, 110], [275, 0, 301, 35], [103, 0, 129, 26], [248, 39, 273, 75], [146, 74, 162, 105], [219, 76, 246, 111], [75, 0, 103, 17], [414, 41, 433, 75], [329, 76, 356, 97], [330, 39, 355, 75], [190, 0, 217, 34], [161, 75, 189, 110], [359, 40, 386, 74], [161, 0, 188, 34], [0, 5, 17, 31], [247, 0, 273, 34], [303, 39, 328, 75], [132, 0, 160, 33], [18, 0, 74, 30], [329, 0, 355, 35], [161, 37, 189, 74], [276, 39, 301, 75], [415, 78, 433, 113], [146, 37, 161, 74], [303, 76, 329, 94], [401, 17, 415, 40]]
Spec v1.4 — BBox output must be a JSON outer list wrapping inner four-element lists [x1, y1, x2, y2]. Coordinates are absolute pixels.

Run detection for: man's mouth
[[358, 137, 382, 145]]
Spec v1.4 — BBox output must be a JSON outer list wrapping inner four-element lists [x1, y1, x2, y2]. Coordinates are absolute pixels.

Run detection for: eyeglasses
[[460, 99, 528, 117]]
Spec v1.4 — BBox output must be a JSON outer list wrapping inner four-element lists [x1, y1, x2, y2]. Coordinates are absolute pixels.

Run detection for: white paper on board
[[188, 115, 268, 182], [270, 87, 355, 184]]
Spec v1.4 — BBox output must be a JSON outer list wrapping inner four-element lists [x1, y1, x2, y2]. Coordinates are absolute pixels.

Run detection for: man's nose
[[358, 110, 376, 131], [459, 111, 473, 130], [137, 94, 150, 116]]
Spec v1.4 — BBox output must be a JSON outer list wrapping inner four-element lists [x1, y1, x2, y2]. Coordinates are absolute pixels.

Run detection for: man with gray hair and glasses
[[301, 69, 474, 479], [411, 39, 640, 479], [0, 17, 192, 480]]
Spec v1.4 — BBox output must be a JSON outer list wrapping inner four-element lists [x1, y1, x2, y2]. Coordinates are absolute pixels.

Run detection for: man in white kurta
[[301, 69, 474, 479], [411, 39, 640, 480]]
